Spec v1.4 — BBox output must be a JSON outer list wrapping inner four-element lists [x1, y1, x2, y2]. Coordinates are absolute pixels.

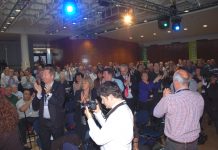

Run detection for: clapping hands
[[34, 82, 42, 94]]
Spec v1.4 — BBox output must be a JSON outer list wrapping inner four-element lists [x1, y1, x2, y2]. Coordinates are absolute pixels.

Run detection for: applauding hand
[[34, 82, 42, 94]]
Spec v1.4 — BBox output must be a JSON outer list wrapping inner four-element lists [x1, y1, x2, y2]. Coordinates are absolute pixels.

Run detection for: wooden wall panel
[[197, 39, 218, 62], [52, 37, 142, 66], [147, 43, 189, 63]]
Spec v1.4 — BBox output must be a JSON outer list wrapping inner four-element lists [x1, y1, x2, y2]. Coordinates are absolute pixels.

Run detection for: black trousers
[[40, 118, 64, 150]]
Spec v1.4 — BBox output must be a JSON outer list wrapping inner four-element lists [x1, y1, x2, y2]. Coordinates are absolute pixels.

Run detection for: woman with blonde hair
[[74, 75, 98, 149]]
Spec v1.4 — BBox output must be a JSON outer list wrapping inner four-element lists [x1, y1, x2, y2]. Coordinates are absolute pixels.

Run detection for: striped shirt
[[153, 89, 204, 143]]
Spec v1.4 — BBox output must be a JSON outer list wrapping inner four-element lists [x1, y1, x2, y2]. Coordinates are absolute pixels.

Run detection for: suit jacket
[[32, 81, 65, 128], [117, 74, 138, 99]]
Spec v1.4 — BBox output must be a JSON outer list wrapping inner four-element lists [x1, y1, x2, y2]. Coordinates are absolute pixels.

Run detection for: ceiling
[[102, 5, 218, 45], [0, 0, 218, 44]]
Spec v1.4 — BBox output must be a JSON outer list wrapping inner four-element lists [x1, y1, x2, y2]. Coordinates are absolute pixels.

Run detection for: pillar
[[188, 41, 197, 63], [21, 34, 30, 70], [47, 48, 52, 64], [142, 46, 148, 65]]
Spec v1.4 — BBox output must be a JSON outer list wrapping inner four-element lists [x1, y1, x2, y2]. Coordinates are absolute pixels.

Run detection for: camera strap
[[105, 101, 126, 120]]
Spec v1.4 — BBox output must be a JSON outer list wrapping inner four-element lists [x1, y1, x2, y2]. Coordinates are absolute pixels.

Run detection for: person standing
[[117, 64, 138, 113], [32, 67, 65, 150], [153, 69, 204, 150], [84, 81, 133, 150]]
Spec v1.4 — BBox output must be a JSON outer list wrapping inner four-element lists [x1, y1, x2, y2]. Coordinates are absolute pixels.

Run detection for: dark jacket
[[117, 74, 138, 99], [32, 81, 65, 128]]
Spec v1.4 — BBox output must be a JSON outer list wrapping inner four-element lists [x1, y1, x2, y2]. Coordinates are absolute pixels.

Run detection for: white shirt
[[87, 101, 133, 150], [37, 82, 54, 119], [21, 76, 36, 89], [16, 99, 39, 119]]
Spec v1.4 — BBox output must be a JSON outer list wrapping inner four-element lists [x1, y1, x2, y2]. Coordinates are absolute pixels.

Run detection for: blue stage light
[[171, 16, 182, 31], [63, 0, 77, 16], [172, 23, 181, 31]]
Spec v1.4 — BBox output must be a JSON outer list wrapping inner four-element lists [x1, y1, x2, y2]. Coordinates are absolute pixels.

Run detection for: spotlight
[[158, 16, 170, 29], [122, 9, 134, 26], [123, 14, 133, 25], [63, 0, 77, 16], [171, 16, 182, 31]]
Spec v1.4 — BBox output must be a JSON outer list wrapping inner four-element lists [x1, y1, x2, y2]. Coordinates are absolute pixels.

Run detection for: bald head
[[173, 69, 190, 90]]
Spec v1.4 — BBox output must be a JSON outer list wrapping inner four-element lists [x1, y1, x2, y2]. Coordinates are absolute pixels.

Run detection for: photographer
[[84, 81, 134, 150]]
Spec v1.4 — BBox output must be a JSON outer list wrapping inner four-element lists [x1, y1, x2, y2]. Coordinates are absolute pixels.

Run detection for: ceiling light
[[184, 27, 188, 31], [73, 22, 76, 24], [123, 14, 133, 25], [140, 35, 144, 38], [184, 10, 189, 13], [129, 37, 133, 40], [63, 0, 77, 16], [3, 26, 7, 29], [144, 20, 147, 23], [84, 17, 87, 20], [63, 26, 67, 29], [203, 24, 208, 28], [15, 9, 21, 12], [10, 16, 15, 19], [153, 33, 157, 36], [171, 16, 182, 31], [116, 4, 121, 7], [6, 22, 11, 25], [167, 30, 171, 33], [158, 15, 170, 29]]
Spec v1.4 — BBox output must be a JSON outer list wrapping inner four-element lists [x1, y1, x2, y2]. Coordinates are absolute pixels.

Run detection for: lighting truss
[[0, 0, 30, 32]]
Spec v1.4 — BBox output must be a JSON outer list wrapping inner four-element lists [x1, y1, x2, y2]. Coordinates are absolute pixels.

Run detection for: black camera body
[[81, 100, 97, 111]]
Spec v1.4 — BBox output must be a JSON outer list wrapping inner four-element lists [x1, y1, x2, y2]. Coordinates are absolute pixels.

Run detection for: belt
[[167, 137, 197, 144]]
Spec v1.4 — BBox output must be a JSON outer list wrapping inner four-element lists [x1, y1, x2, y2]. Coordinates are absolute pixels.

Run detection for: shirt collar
[[111, 100, 125, 109]]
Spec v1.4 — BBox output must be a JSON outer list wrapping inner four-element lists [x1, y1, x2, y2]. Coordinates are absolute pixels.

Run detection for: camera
[[81, 100, 97, 111]]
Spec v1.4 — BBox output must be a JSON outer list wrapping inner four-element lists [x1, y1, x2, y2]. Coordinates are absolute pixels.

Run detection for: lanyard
[[105, 102, 126, 120], [175, 88, 189, 93]]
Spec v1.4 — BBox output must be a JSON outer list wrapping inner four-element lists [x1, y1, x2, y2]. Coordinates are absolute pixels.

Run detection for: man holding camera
[[84, 81, 133, 150]]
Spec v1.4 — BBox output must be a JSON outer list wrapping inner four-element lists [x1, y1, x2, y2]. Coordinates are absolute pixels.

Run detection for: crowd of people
[[0, 58, 218, 150]]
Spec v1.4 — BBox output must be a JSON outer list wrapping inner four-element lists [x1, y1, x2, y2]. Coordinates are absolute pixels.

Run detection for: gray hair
[[173, 71, 190, 85], [120, 64, 128, 68]]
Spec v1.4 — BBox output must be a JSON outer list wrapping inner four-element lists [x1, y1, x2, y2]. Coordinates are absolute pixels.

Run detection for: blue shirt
[[112, 78, 124, 92], [138, 81, 160, 102]]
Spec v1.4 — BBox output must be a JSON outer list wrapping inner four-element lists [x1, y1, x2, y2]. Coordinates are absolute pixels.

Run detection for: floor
[[198, 122, 218, 150], [30, 121, 218, 150]]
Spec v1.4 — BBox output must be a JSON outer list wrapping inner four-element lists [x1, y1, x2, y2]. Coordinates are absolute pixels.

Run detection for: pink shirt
[[153, 90, 204, 143]]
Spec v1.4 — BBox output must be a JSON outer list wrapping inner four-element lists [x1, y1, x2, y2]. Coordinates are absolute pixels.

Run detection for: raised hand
[[44, 86, 52, 94], [34, 82, 42, 94], [163, 88, 171, 97]]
